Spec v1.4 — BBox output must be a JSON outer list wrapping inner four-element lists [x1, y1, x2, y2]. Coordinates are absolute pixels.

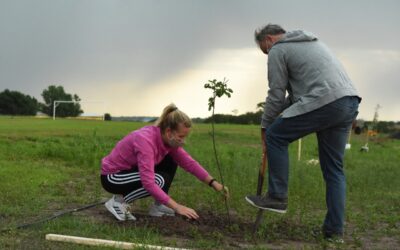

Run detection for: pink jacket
[[101, 125, 209, 204]]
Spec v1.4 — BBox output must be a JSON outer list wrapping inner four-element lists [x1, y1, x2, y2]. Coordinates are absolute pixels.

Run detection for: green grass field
[[0, 116, 399, 249]]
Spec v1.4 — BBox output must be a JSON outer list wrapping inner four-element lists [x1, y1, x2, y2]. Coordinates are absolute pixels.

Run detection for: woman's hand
[[174, 204, 199, 220], [212, 181, 230, 199], [166, 199, 199, 220]]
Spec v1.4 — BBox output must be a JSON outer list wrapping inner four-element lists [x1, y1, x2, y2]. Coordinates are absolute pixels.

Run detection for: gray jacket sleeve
[[261, 48, 290, 128]]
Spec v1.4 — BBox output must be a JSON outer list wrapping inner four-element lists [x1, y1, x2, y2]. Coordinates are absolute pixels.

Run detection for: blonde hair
[[155, 103, 192, 132]]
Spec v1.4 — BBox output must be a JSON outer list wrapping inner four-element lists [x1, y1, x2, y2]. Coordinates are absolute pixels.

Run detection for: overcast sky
[[1, 0, 399, 121]]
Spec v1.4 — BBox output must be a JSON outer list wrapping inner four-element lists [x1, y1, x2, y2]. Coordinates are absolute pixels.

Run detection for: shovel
[[252, 151, 268, 234]]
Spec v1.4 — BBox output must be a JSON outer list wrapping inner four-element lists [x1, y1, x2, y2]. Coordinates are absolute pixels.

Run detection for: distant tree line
[[0, 89, 39, 115], [201, 111, 263, 125], [104, 113, 112, 121], [2, 87, 400, 132], [197, 113, 400, 134], [192, 101, 265, 125], [0, 85, 83, 117], [359, 120, 400, 134]]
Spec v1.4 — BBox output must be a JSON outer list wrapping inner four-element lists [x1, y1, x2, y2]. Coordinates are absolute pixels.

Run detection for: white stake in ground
[[345, 129, 352, 150], [297, 138, 302, 161], [46, 234, 190, 250]]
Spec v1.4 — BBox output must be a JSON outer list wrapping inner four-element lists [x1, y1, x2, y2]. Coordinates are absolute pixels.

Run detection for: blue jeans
[[265, 96, 359, 234]]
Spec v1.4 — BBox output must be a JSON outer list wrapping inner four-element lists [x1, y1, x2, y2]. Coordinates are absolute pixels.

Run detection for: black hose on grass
[[0, 200, 106, 233]]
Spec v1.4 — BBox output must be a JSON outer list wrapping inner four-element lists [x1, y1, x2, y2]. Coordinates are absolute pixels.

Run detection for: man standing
[[245, 24, 361, 241]]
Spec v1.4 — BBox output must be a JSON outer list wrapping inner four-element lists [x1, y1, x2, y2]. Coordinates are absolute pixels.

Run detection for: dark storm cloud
[[1, 0, 396, 87], [0, 0, 399, 119]]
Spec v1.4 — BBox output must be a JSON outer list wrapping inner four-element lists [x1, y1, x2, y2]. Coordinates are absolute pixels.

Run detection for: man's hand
[[261, 128, 267, 154]]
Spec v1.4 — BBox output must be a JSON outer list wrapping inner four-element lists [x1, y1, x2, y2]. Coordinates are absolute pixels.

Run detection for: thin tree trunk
[[211, 99, 230, 223]]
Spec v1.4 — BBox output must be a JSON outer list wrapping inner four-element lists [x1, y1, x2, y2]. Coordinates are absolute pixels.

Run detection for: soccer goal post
[[53, 100, 106, 120]]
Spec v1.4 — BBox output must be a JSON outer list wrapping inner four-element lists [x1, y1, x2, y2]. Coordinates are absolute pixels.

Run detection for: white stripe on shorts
[[108, 174, 140, 185], [123, 174, 165, 202]]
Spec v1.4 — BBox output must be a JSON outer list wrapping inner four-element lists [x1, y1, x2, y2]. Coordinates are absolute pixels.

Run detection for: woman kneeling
[[100, 103, 228, 221]]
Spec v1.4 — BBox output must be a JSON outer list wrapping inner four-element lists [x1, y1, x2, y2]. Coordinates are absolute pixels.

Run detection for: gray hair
[[254, 24, 286, 43]]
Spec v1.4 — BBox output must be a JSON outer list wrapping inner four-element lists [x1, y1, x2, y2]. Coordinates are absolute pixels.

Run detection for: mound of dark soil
[[83, 206, 253, 248]]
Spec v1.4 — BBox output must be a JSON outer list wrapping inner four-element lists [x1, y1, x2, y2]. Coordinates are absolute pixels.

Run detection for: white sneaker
[[105, 195, 136, 221], [148, 203, 175, 217]]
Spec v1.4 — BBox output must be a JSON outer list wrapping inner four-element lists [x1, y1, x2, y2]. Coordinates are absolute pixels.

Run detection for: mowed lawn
[[0, 116, 399, 249]]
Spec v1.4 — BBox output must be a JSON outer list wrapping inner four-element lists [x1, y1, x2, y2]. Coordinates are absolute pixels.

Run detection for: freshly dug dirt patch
[[15, 202, 397, 249], [81, 205, 253, 248]]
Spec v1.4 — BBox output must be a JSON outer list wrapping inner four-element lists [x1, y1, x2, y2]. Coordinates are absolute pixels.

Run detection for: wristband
[[208, 178, 216, 187]]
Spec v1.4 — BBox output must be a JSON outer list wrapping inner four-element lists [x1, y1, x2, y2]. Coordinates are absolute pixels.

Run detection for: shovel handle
[[256, 152, 267, 195], [253, 151, 268, 235]]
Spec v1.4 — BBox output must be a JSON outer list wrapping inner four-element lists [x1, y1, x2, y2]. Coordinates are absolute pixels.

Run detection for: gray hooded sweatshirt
[[261, 30, 360, 128]]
